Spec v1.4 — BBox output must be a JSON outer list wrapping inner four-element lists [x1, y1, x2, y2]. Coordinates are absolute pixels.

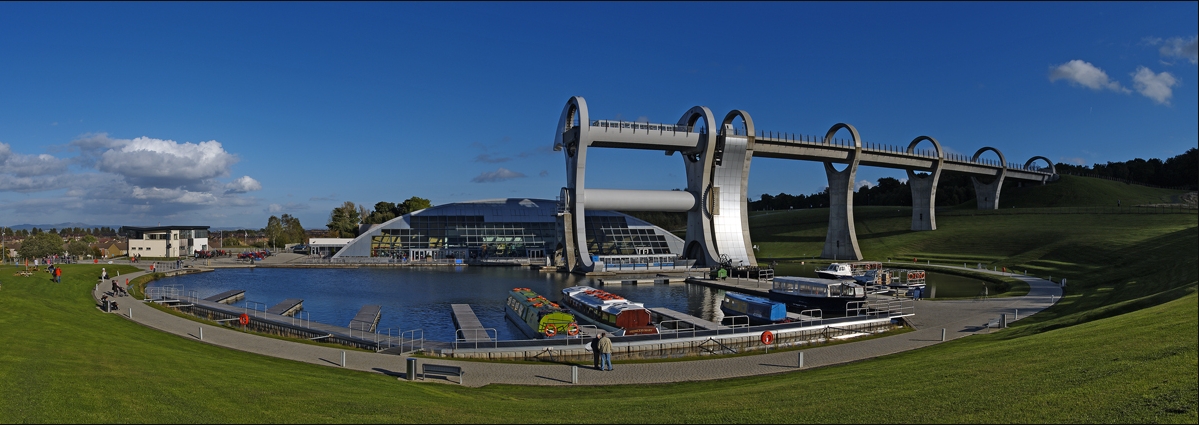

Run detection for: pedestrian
[[101, 267, 108, 280], [54, 266, 62, 283], [590, 333, 601, 370], [598, 332, 614, 371]]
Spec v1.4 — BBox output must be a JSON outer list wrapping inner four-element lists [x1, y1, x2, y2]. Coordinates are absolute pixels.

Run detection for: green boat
[[504, 287, 580, 339]]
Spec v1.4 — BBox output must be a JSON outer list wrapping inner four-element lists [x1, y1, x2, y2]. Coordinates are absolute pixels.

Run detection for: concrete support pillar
[[906, 136, 943, 231], [820, 124, 863, 261], [970, 147, 1007, 210]]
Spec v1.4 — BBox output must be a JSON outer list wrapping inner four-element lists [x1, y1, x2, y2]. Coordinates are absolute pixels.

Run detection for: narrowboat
[[720, 292, 788, 325], [504, 288, 580, 339], [559, 286, 658, 336], [768, 276, 867, 313]]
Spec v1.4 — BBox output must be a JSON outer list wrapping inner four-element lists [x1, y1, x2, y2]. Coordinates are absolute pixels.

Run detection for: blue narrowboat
[[720, 292, 788, 325]]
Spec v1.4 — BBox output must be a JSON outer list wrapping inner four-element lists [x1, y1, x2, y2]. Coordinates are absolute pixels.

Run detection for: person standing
[[589, 334, 601, 370], [598, 332, 614, 371], [53, 266, 62, 283]]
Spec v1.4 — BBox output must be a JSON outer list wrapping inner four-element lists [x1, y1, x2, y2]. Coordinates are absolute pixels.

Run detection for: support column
[[821, 124, 863, 261], [970, 147, 1007, 210], [906, 136, 943, 231]]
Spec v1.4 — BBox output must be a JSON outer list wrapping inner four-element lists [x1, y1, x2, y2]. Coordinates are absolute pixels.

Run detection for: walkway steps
[[266, 298, 304, 317], [203, 289, 245, 304], [648, 307, 729, 331], [450, 304, 493, 342], [350, 305, 382, 332]]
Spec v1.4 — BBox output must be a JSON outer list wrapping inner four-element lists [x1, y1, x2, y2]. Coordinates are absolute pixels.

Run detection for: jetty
[[266, 298, 304, 317], [203, 289, 245, 304], [450, 304, 493, 342], [648, 307, 729, 331], [349, 305, 382, 332]]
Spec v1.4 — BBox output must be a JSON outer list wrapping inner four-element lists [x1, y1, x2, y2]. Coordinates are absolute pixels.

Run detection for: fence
[[938, 205, 1196, 216]]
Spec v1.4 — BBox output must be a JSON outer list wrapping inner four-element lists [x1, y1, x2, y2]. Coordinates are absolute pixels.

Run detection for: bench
[[985, 318, 1000, 329], [421, 364, 465, 385]]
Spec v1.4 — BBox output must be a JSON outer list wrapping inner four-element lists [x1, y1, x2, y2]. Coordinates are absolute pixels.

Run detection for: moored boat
[[560, 286, 658, 336], [505, 288, 580, 339], [768, 276, 867, 313], [814, 263, 855, 279], [720, 292, 788, 325]]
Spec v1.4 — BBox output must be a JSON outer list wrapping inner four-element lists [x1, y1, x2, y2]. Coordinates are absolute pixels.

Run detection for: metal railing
[[591, 119, 694, 134], [939, 205, 1196, 216], [798, 309, 823, 327], [348, 319, 376, 338], [657, 319, 698, 339], [401, 329, 424, 353], [722, 315, 751, 334], [243, 301, 267, 317], [291, 310, 310, 328], [454, 328, 498, 349]]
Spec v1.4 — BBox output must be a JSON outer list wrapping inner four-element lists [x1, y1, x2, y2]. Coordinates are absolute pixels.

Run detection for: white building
[[124, 226, 210, 258]]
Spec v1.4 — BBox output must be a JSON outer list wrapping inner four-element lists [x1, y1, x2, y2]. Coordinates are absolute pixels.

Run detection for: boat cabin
[[772, 276, 865, 298]]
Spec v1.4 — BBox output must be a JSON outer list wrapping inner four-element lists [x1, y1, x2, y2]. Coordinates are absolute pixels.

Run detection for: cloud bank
[[471, 168, 526, 183], [1049, 60, 1129, 93]]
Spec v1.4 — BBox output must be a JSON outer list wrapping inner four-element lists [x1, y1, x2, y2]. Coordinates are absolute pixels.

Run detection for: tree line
[[1054, 147, 1196, 189], [325, 197, 433, 238], [1, 226, 118, 238]]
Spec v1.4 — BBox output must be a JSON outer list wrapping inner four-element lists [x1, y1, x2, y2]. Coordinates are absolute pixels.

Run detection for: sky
[[1, 2, 1195, 230]]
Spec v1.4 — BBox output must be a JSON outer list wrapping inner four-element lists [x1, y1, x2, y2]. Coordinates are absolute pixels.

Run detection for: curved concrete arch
[[905, 136, 945, 231], [1024, 156, 1056, 174], [821, 123, 863, 260], [556, 96, 595, 271], [713, 109, 757, 267], [970, 146, 1007, 168], [678, 106, 721, 266], [970, 146, 1008, 210]]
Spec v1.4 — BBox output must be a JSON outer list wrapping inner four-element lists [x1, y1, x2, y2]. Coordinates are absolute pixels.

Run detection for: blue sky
[[1, 2, 1195, 229]]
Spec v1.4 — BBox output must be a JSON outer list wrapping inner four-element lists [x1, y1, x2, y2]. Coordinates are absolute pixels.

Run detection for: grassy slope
[[1000, 174, 1188, 208], [0, 175, 1195, 423]]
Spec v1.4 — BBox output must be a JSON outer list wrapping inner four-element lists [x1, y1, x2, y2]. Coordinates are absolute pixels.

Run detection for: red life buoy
[[544, 326, 557, 337], [239, 313, 250, 326], [760, 331, 775, 345], [567, 323, 580, 336]]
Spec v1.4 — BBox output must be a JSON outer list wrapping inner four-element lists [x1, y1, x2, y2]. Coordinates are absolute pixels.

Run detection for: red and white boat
[[559, 286, 658, 336]]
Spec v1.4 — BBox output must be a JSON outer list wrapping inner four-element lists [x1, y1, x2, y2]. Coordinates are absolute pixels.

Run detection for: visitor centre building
[[332, 198, 688, 270]]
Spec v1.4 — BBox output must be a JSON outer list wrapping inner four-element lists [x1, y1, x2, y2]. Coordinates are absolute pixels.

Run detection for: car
[[291, 245, 310, 254]]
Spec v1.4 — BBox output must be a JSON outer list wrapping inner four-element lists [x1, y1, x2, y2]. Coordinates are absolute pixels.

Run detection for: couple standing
[[590, 332, 614, 371]]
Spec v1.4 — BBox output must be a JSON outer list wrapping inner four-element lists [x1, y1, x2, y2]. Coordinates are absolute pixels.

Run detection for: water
[[152, 267, 724, 342]]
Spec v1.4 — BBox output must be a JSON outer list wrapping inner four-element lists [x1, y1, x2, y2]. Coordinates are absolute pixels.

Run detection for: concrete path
[[93, 265, 1061, 388]]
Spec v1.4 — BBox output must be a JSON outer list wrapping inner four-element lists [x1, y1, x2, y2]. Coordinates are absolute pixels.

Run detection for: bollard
[[798, 352, 804, 368], [571, 365, 578, 384], [941, 328, 946, 342], [1015, 309, 1019, 320], [199, 327, 203, 340], [129, 308, 132, 319], [341, 351, 346, 368], [1000, 313, 1007, 328]]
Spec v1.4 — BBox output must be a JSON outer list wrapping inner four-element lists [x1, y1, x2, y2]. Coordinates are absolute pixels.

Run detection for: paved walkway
[[94, 265, 1061, 388]]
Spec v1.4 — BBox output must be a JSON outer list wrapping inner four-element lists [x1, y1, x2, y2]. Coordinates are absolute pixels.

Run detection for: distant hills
[[4, 223, 118, 231]]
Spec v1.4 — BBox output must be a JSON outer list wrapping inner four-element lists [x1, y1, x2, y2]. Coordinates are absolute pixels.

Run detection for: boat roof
[[562, 286, 647, 314], [773, 276, 863, 287], [724, 291, 779, 305]]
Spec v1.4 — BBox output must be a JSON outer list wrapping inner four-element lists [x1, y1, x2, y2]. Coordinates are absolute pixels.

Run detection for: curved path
[[95, 263, 1061, 387]]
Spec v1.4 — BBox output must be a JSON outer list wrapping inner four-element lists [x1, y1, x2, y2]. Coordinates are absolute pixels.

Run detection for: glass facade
[[584, 216, 671, 256], [369, 215, 557, 259]]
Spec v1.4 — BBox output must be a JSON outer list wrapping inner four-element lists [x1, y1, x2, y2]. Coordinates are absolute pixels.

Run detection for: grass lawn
[[0, 176, 1195, 423]]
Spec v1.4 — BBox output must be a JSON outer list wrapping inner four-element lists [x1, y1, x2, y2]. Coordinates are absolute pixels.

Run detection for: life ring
[[567, 323, 580, 336], [238, 313, 250, 326], [544, 326, 557, 337], [760, 330, 774, 345]]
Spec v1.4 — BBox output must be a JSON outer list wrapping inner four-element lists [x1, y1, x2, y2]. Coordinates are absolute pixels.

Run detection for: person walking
[[53, 266, 62, 283], [589, 334, 601, 370], [598, 332, 614, 371]]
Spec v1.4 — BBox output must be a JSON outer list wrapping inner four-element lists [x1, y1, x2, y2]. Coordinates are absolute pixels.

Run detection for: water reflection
[[153, 267, 722, 342]]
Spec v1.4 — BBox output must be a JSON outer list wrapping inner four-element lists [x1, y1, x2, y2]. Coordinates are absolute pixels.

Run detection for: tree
[[18, 232, 64, 259], [399, 196, 433, 215], [265, 216, 284, 248], [67, 240, 90, 257], [83, 234, 97, 244], [365, 202, 397, 224], [326, 201, 362, 238], [282, 214, 305, 245]]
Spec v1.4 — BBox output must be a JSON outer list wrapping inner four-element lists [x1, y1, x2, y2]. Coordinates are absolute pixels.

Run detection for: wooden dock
[[349, 305, 382, 332], [450, 304, 493, 342], [648, 307, 729, 331], [203, 289, 245, 304], [684, 277, 773, 297], [266, 298, 304, 317]]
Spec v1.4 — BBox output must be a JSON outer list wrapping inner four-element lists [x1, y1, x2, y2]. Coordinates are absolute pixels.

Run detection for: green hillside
[[999, 174, 1191, 208], [0, 175, 1196, 423]]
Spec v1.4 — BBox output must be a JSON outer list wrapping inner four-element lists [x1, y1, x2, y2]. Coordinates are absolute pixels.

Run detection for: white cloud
[[1159, 36, 1198, 64], [224, 176, 262, 194], [90, 136, 238, 188], [264, 202, 309, 214], [1049, 60, 1130, 93], [0, 142, 69, 177], [471, 168, 526, 183], [855, 180, 874, 190], [1131, 67, 1178, 105]]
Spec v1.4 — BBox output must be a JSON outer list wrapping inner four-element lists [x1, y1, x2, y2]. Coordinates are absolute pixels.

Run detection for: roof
[[122, 225, 210, 232]]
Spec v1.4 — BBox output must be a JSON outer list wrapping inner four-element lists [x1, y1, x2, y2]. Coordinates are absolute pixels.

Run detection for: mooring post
[[798, 352, 804, 368], [941, 328, 946, 341], [571, 365, 578, 384]]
